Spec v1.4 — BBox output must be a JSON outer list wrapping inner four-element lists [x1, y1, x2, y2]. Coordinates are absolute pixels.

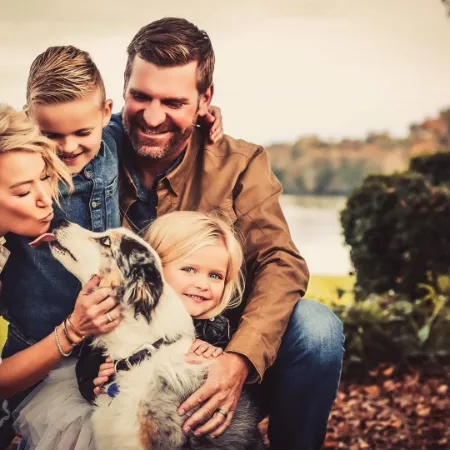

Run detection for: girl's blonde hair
[[144, 211, 244, 319], [0, 104, 72, 200]]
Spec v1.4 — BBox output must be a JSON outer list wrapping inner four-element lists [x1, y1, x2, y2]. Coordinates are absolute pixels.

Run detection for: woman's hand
[[93, 357, 115, 396], [188, 339, 224, 358], [69, 276, 121, 338], [198, 105, 224, 143]]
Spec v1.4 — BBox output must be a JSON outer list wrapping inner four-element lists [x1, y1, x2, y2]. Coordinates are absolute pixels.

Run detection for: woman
[[0, 104, 121, 399]]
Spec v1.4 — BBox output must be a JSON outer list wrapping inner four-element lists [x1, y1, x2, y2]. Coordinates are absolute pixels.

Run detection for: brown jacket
[[120, 128, 310, 382]]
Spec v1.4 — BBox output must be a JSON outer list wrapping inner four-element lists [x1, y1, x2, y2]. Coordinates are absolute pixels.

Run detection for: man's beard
[[123, 114, 196, 161]]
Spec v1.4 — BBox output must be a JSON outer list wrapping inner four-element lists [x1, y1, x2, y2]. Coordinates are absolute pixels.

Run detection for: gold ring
[[106, 311, 113, 323], [215, 408, 227, 419]]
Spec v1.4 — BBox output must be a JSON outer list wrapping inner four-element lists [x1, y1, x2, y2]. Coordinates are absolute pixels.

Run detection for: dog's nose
[[54, 219, 70, 230]]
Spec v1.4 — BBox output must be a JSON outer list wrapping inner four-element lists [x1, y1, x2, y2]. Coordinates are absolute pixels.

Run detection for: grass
[[0, 317, 7, 352], [306, 274, 355, 307], [0, 275, 355, 352]]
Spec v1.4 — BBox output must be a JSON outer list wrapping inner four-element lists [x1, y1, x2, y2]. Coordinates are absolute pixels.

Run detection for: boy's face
[[29, 91, 112, 174]]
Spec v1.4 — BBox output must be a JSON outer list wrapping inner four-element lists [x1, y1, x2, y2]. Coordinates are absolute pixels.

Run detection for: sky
[[1, 0, 450, 146]]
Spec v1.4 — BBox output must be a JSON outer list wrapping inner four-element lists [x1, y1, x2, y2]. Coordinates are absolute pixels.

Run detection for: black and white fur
[[50, 220, 263, 450]]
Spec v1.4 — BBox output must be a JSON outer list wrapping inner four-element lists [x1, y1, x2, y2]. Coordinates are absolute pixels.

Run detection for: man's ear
[[102, 99, 113, 127], [198, 84, 214, 117]]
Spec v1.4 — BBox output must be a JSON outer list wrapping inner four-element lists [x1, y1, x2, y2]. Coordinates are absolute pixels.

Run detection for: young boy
[[0, 45, 222, 446]]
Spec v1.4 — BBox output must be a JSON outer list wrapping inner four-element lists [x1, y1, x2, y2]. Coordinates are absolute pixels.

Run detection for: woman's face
[[0, 151, 54, 237]]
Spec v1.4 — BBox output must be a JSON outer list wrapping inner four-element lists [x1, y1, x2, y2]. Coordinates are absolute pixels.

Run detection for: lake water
[[280, 195, 351, 276]]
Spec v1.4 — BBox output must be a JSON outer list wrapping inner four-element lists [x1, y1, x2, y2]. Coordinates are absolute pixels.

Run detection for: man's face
[[123, 56, 212, 161]]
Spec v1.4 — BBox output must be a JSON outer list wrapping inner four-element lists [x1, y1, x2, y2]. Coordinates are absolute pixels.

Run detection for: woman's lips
[[40, 211, 54, 223]]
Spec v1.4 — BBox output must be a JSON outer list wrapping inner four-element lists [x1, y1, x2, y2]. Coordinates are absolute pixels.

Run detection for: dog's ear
[[128, 262, 163, 323], [115, 236, 163, 323]]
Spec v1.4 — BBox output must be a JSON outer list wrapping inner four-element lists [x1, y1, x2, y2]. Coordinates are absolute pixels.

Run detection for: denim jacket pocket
[[2, 322, 36, 358], [105, 175, 120, 229]]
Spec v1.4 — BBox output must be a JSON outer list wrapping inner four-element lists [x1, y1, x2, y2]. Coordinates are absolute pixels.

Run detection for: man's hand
[[178, 352, 250, 437]]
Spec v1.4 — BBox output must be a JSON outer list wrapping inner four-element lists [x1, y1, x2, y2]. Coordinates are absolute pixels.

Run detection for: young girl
[[0, 104, 121, 399], [14, 210, 244, 450]]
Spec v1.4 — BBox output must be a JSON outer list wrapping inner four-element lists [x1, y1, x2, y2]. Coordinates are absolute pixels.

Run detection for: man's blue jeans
[[251, 299, 344, 450]]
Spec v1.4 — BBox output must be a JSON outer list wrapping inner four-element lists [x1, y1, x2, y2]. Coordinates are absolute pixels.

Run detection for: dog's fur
[[50, 220, 263, 450]]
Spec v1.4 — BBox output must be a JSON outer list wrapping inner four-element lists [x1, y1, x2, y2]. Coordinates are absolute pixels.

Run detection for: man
[[115, 18, 344, 450]]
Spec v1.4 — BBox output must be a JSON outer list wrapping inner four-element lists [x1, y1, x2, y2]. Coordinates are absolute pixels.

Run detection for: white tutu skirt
[[13, 359, 95, 450]]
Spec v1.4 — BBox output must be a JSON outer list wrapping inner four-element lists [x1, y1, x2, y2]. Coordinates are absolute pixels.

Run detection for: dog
[[48, 220, 264, 450]]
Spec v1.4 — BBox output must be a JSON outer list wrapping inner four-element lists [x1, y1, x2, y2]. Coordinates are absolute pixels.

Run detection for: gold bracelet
[[66, 314, 85, 339], [62, 319, 78, 347], [54, 326, 72, 357]]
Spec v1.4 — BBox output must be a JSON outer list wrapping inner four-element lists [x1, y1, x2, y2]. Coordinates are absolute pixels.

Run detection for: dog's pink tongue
[[29, 233, 56, 248]]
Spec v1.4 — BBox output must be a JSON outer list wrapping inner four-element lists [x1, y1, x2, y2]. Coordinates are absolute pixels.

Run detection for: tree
[[341, 171, 450, 298], [410, 152, 450, 185]]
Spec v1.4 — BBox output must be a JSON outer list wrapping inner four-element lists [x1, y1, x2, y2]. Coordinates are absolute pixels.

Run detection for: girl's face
[[163, 239, 229, 318], [0, 151, 54, 237]]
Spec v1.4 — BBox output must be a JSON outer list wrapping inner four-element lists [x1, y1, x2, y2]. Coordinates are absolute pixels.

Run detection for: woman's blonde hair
[[0, 104, 72, 200], [144, 211, 244, 319]]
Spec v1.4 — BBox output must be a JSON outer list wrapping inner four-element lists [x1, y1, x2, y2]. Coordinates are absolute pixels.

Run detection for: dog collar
[[113, 337, 179, 373]]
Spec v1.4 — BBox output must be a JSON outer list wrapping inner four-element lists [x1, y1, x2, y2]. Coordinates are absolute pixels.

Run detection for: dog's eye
[[99, 236, 112, 247]]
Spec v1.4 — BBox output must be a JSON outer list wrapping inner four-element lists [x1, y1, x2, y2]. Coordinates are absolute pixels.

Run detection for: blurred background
[[2, 0, 450, 277], [1, 1, 450, 448]]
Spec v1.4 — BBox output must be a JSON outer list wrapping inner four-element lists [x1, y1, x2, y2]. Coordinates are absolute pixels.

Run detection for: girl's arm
[[188, 339, 223, 358], [76, 339, 107, 404], [0, 276, 121, 399]]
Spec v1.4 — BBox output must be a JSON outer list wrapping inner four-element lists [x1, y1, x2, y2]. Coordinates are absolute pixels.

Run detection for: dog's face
[[49, 220, 163, 322]]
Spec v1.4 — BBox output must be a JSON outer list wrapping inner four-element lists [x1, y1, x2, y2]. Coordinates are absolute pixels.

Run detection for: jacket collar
[[165, 127, 203, 196], [121, 127, 204, 199]]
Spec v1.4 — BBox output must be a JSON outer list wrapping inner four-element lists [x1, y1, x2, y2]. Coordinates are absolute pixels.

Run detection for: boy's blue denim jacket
[[0, 118, 124, 358]]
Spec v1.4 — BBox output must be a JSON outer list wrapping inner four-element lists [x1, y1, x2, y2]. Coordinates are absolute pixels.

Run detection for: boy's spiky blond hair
[[26, 45, 106, 110]]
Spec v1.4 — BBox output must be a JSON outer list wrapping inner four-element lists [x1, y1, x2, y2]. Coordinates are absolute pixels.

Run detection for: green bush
[[333, 287, 450, 382], [341, 171, 450, 298], [410, 152, 450, 185]]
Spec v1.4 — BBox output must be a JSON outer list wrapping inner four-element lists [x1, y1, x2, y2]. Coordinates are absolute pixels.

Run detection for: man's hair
[[143, 211, 244, 319], [26, 45, 106, 109], [125, 18, 215, 94]]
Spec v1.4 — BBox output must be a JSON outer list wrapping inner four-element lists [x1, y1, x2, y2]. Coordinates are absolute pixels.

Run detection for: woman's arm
[[0, 326, 72, 398], [0, 276, 121, 399]]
